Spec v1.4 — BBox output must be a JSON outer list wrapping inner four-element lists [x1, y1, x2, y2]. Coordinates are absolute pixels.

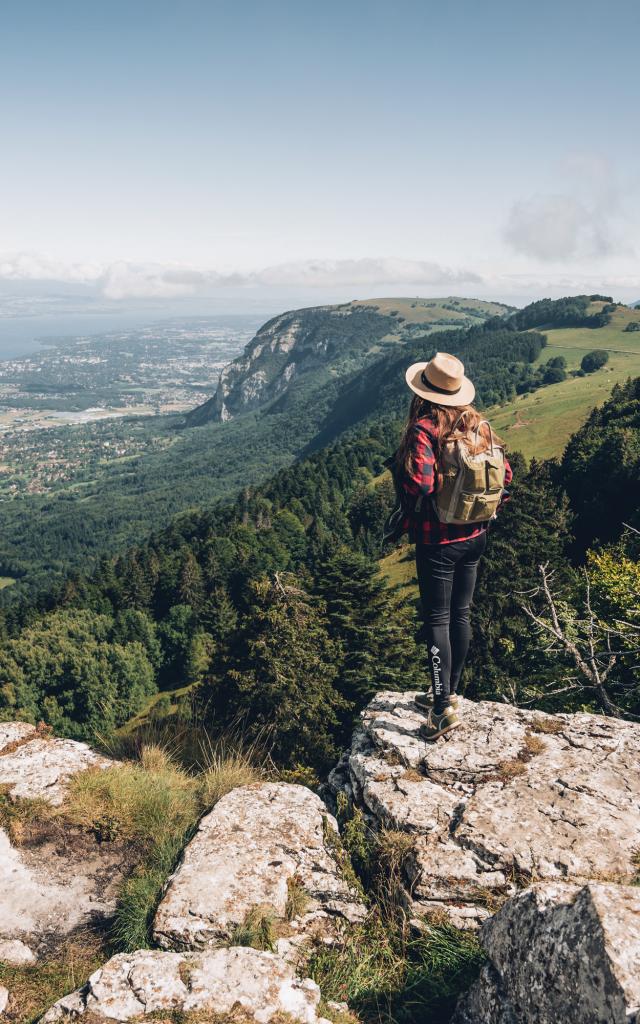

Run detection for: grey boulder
[[453, 881, 640, 1024], [329, 692, 640, 927]]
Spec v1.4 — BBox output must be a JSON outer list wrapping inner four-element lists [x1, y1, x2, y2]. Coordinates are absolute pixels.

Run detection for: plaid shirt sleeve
[[402, 422, 437, 499], [498, 456, 513, 507]]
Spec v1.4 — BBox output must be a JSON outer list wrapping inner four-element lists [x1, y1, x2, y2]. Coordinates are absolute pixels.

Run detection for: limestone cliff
[[185, 303, 398, 425]]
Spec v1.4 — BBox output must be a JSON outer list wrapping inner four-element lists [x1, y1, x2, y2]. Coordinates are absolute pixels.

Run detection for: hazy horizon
[[2, 0, 639, 311]]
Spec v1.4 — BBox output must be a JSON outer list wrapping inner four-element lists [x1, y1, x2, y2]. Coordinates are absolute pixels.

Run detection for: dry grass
[[629, 849, 640, 887], [230, 905, 278, 952], [63, 745, 201, 847], [285, 875, 311, 921], [0, 789, 52, 846], [0, 930, 103, 1024], [196, 734, 262, 808], [497, 759, 528, 781], [529, 716, 564, 735], [522, 733, 546, 756]]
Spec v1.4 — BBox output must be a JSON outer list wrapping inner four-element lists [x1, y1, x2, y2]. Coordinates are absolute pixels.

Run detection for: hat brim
[[405, 362, 475, 407]]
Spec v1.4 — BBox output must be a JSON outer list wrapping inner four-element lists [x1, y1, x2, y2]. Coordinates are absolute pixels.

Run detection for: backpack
[[433, 416, 506, 525], [381, 453, 423, 546]]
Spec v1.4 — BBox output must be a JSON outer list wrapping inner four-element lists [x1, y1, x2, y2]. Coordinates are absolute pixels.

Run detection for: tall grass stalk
[[62, 731, 266, 953]]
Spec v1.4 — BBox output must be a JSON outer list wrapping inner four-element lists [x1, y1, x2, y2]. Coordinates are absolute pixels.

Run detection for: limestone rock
[[329, 692, 640, 926], [0, 722, 121, 958], [0, 938, 36, 965], [452, 881, 640, 1023], [154, 782, 365, 951], [40, 947, 327, 1023], [0, 722, 111, 806], [0, 825, 127, 956]]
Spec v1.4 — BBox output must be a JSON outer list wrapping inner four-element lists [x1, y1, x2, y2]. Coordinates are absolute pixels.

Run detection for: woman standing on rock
[[396, 352, 512, 741]]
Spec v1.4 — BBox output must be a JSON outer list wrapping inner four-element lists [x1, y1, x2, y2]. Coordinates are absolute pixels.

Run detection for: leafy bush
[[580, 349, 609, 373]]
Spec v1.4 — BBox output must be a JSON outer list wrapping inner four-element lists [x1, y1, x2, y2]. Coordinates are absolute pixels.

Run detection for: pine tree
[[469, 454, 573, 701], [177, 549, 205, 613], [209, 574, 347, 769], [314, 547, 422, 708]]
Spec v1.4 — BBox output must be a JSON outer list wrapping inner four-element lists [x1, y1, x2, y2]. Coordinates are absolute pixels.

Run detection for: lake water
[[0, 311, 179, 360]]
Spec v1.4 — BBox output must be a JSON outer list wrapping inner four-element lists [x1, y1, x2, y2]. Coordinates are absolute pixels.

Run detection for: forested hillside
[[1, 293, 631, 603], [1, 342, 637, 763], [0, 298, 508, 600]]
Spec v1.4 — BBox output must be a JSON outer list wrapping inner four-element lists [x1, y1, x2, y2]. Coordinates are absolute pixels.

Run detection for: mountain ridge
[[186, 297, 512, 427]]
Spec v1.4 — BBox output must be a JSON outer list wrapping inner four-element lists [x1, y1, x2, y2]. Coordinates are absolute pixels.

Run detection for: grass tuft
[[230, 904, 278, 952], [529, 716, 564, 735], [63, 746, 200, 847], [307, 912, 485, 1024], [497, 759, 528, 781], [522, 733, 546, 757], [197, 734, 262, 809], [0, 789, 52, 846], [0, 931, 103, 1024], [285, 874, 311, 921]]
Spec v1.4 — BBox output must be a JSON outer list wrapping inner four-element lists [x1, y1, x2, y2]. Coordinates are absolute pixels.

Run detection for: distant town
[[0, 317, 257, 497]]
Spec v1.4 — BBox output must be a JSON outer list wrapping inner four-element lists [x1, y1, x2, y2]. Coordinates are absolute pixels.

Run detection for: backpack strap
[[474, 419, 495, 455]]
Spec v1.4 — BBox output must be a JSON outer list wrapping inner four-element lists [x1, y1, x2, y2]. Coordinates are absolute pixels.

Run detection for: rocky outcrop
[[154, 782, 365, 953], [0, 722, 110, 805], [185, 303, 397, 425], [452, 881, 640, 1024], [0, 723, 121, 962], [328, 692, 640, 927], [40, 947, 327, 1023]]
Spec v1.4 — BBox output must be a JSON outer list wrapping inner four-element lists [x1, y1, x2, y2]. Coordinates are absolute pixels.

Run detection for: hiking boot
[[415, 691, 459, 712], [419, 706, 461, 742]]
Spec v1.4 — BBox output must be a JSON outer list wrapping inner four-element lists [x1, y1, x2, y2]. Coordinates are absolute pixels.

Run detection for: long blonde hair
[[396, 396, 504, 476]]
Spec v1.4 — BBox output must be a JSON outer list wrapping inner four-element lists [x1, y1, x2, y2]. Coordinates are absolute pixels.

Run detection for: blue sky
[[1, 0, 639, 307]]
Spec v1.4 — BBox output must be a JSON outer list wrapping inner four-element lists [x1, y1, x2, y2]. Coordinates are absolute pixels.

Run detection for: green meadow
[[490, 302, 640, 460]]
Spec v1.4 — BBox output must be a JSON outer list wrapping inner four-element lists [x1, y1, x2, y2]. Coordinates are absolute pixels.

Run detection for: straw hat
[[405, 351, 475, 406]]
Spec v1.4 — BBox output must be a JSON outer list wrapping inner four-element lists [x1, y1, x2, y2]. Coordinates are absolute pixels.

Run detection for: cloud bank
[[99, 258, 484, 299], [504, 156, 633, 263], [0, 254, 484, 301]]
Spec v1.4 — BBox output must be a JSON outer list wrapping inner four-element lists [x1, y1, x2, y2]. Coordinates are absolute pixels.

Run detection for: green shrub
[[580, 349, 609, 373], [308, 913, 485, 1024]]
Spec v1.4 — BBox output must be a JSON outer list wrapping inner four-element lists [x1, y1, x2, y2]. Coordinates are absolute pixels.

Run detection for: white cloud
[[99, 262, 213, 300], [0, 254, 483, 299], [1, 250, 638, 307], [0, 251, 102, 283], [504, 195, 588, 261], [245, 258, 483, 289], [504, 155, 634, 263]]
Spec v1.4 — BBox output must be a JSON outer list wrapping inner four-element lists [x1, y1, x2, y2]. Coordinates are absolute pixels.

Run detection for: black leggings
[[415, 531, 487, 713]]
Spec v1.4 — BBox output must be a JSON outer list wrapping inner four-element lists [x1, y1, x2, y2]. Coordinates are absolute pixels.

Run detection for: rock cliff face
[[328, 692, 640, 928], [185, 304, 397, 425]]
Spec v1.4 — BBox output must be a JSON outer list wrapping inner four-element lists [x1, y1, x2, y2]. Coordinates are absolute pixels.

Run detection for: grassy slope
[[352, 296, 511, 326], [380, 302, 640, 592], [490, 301, 640, 460]]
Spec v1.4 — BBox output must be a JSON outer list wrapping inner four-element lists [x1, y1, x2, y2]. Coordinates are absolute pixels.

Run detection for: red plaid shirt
[[401, 417, 513, 545]]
